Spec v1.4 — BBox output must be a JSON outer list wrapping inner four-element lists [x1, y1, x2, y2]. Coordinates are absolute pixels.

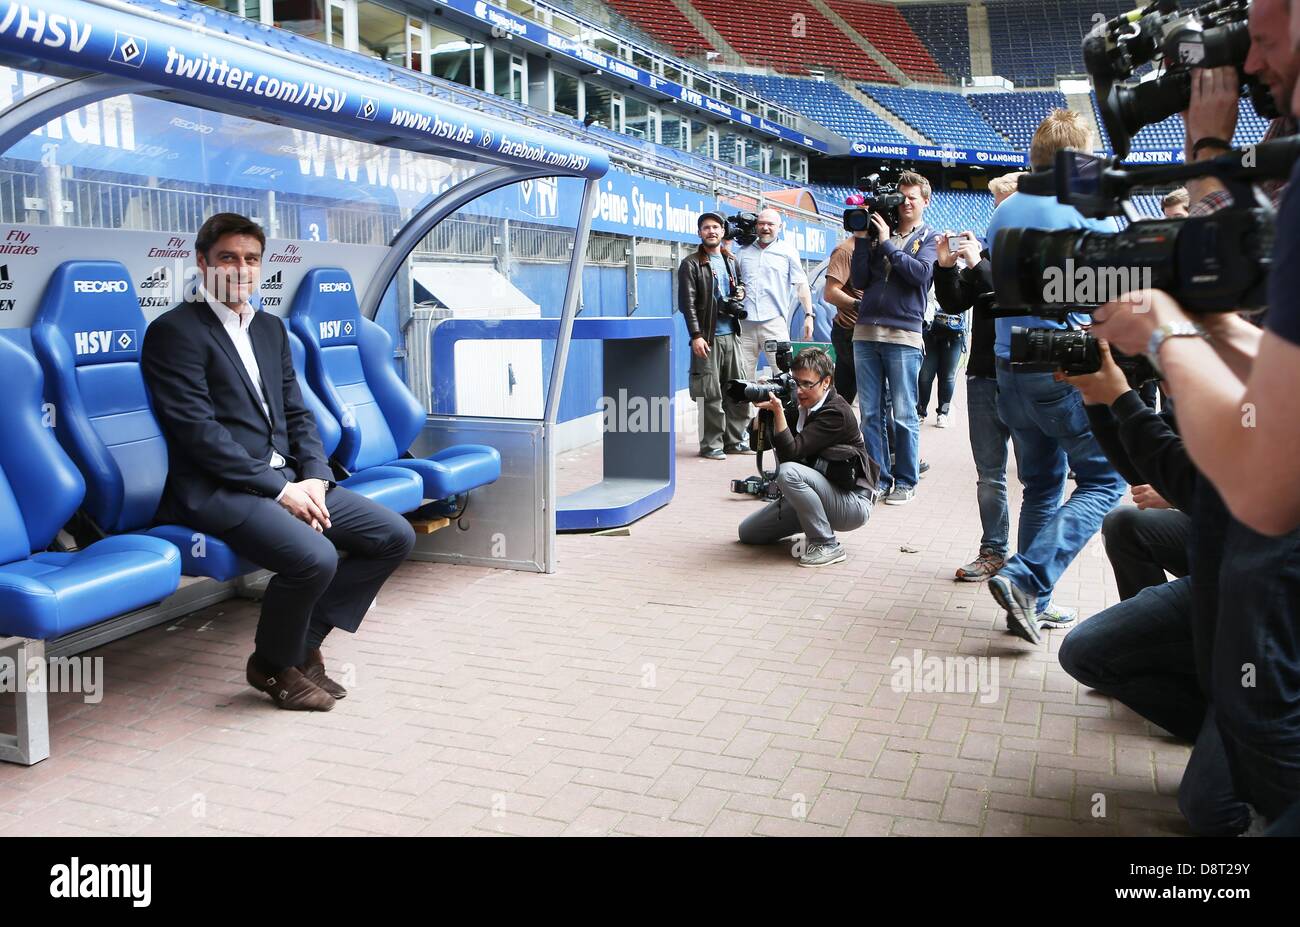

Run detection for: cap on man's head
[[697, 211, 726, 230]]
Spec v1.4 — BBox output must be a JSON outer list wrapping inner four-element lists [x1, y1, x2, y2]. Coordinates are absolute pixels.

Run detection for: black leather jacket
[[677, 248, 740, 345]]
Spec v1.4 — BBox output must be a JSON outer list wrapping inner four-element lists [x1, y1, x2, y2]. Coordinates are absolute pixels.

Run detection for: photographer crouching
[[736, 348, 879, 567]]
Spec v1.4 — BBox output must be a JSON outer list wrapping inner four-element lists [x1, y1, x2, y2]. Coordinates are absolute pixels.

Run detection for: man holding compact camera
[[737, 348, 878, 567], [678, 211, 750, 459]]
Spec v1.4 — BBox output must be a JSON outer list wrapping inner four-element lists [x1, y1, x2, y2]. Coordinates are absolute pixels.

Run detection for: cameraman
[[1055, 342, 1249, 836], [736, 209, 813, 381], [678, 212, 750, 459], [737, 348, 878, 567], [849, 170, 939, 505], [983, 109, 1127, 644]]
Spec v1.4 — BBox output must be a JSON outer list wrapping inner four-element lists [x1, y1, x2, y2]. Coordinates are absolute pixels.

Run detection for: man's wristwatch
[[1146, 320, 1209, 376]]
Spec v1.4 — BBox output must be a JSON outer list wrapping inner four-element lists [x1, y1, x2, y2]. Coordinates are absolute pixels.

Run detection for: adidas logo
[[262, 271, 283, 291], [139, 267, 168, 289], [0, 264, 12, 291]]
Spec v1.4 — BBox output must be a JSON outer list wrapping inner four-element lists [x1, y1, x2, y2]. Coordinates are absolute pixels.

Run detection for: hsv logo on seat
[[318, 320, 355, 340], [74, 329, 137, 356]]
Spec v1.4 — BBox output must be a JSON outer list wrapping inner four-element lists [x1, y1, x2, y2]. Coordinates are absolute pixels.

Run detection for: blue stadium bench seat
[[289, 268, 501, 506], [280, 318, 425, 514], [0, 334, 181, 642], [31, 261, 255, 580]]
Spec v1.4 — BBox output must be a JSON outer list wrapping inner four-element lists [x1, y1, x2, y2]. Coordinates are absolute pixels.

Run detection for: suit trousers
[[219, 485, 416, 668]]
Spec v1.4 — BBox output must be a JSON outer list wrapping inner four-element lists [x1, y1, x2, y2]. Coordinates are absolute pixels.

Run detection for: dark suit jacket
[[141, 300, 333, 533]]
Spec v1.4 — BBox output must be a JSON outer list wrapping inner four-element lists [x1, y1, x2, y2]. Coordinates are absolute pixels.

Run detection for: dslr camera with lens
[[1010, 326, 1158, 387], [727, 341, 796, 498], [1084, 0, 1277, 159], [843, 174, 905, 234]]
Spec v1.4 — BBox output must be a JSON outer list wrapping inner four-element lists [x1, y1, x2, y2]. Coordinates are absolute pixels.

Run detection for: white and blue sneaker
[[988, 574, 1041, 644]]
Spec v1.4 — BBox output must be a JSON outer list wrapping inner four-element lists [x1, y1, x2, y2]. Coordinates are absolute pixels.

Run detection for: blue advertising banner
[[850, 139, 1187, 167], [0, 0, 610, 178], [433, 0, 830, 154]]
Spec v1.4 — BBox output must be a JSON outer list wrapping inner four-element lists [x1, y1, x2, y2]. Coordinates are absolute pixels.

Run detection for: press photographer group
[[677, 0, 1300, 836]]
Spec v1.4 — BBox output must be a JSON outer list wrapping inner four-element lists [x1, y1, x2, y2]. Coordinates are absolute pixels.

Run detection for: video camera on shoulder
[[991, 140, 1297, 318], [1085, 0, 1277, 160], [843, 174, 904, 234], [724, 211, 759, 247]]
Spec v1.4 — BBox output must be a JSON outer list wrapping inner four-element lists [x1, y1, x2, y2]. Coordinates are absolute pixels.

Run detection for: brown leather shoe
[[301, 648, 347, 700], [246, 656, 334, 711]]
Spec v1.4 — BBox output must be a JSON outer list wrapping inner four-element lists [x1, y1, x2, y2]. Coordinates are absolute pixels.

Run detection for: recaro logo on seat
[[318, 281, 352, 293], [318, 320, 355, 340], [73, 279, 129, 294], [74, 330, 137, 356]]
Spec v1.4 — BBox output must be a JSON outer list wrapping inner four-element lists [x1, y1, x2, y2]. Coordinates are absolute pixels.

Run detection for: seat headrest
[[34, 261, 145, 367], [290, 268, 361, 348]]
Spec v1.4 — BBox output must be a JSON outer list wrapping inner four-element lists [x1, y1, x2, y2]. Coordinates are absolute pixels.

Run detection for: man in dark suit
[[142, 213, 415, 712]]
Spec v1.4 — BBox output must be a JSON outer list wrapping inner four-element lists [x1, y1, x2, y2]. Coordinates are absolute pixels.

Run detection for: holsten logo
[[73, 279, 129, 294], [74, 329, 136, 356], [50, 858, 151, 908], [318, 320, 355, 339], [318, 281, 352, 293]]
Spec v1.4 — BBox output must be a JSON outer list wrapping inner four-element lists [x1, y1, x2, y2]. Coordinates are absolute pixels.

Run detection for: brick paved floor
[[0, 380, 1190, 836]]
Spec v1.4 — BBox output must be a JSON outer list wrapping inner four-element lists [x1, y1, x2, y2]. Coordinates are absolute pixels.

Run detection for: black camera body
[[730, 474, 781, 500], [725, 212, 759, 247], [1084, 0, 1277, 159], [718, 281, 749, 322], [724, 340, 796, 404], [843, 174, 905, 234], [1009, 326, 1159, 387]]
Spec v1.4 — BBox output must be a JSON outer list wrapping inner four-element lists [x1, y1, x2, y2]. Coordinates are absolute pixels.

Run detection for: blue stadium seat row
[[966, 91, 1068, 151], [859, 85, 1010, 149], [2, 262, 501, 646], [720, 73, 910, 146]]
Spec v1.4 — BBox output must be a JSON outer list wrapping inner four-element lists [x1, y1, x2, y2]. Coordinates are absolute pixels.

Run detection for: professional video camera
[[728, 340, 795, 499], [1084, 0, 1277, 160], [725, 212, 759, 247], [1010, 326, 1159, 386], [991, 139, 1300, 317], [843, 174, 905, 234]]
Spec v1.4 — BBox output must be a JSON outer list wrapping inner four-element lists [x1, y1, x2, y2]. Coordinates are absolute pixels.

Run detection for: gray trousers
[[690, 332, 749, 453], [738, 462, 872, 545]]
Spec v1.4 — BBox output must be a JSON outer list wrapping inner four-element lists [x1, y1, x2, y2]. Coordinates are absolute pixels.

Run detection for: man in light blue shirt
[[982, 110, 1126, 646], [735, 208, 813, 378]]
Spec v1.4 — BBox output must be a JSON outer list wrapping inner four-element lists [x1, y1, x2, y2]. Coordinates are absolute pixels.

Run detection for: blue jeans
[[995, 363, 1126, 607], [918, 331, 962, 417], [854, 339, 922, 490], [965, 375, 1010, 555]]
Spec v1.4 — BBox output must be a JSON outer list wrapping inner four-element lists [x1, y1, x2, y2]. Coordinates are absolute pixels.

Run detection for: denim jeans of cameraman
[[854, 340, 922, 491], [917, 330, 962, 418], [994, 362, 1126, 610], [737, 462, 872, 546], [1210, 516, 1300, 822], [1057, 576, 1250, 835], [966, 374, 1010, 556]]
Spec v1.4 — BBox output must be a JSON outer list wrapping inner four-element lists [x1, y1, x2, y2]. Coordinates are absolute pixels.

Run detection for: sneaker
[[919, 459, 930, 478], [988, 574, 1042, 644], [700, 448, 726, 460], [935, 413, 949, 428], [955, 549, 1004, 582], [1037, 601, 1078, 628], [799, 541, 846, 567], [884, 485, 915, 505], [724, 444, 755, 455]]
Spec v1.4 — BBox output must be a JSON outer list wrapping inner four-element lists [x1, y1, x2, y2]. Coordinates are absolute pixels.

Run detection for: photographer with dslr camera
[[982, 110, 1128, 645], [678, 211, 751, 460], [737, 348, 878, 567]]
